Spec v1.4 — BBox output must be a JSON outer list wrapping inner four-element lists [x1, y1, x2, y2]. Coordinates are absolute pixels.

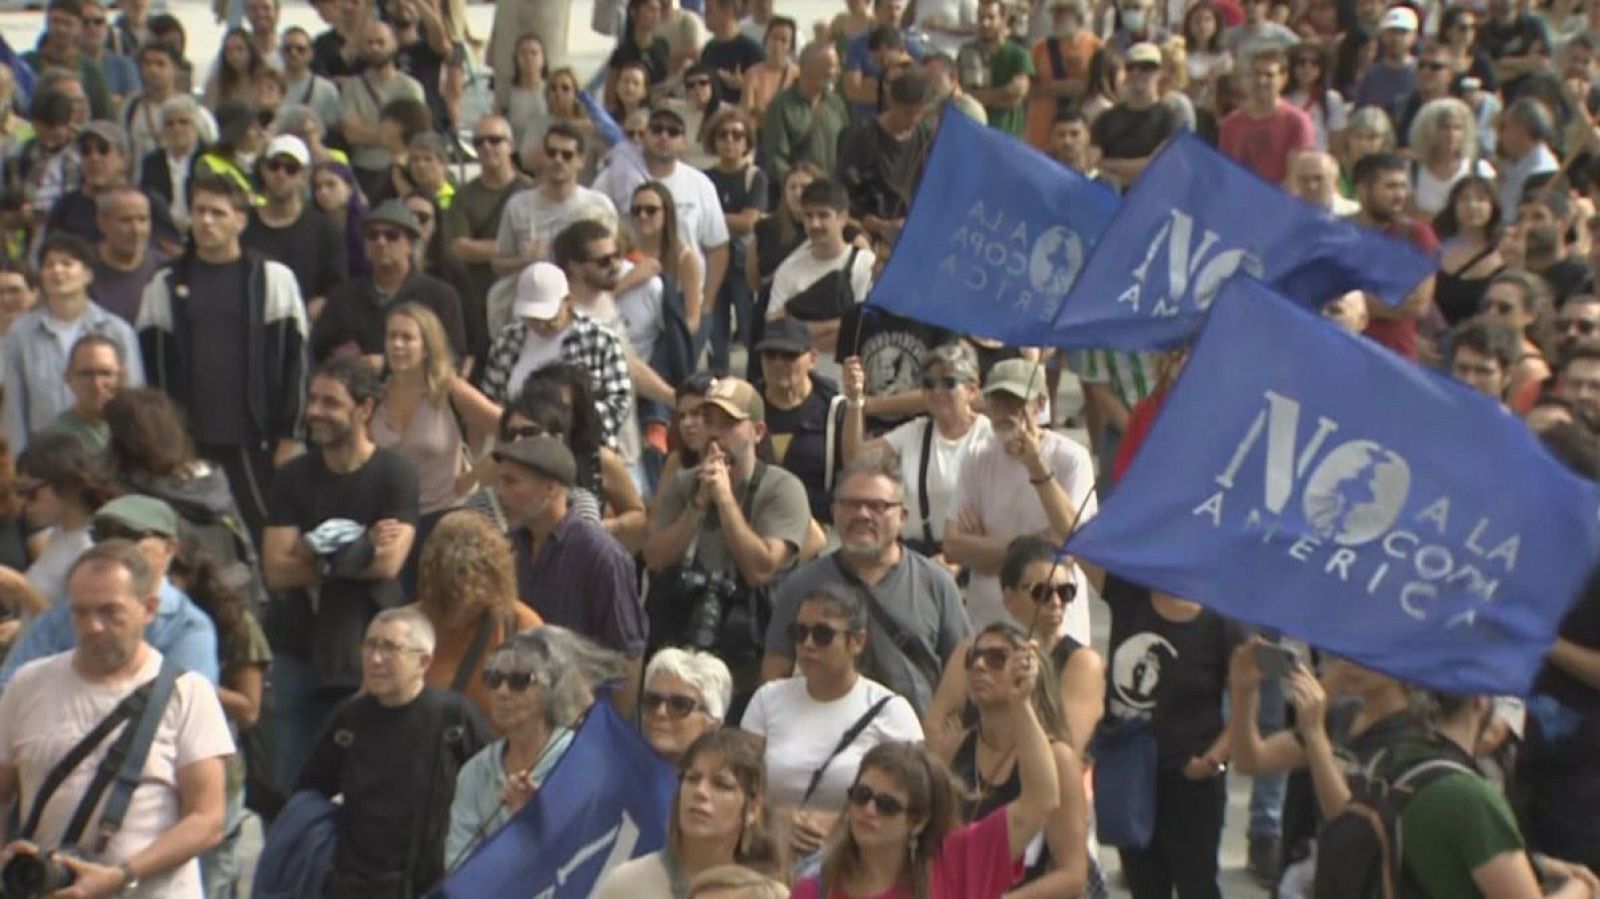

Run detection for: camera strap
[[57, 659, 183, 855]]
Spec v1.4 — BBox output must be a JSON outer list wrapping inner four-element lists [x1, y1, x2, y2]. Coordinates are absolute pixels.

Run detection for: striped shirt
[[1077, 349, 1160, 411]]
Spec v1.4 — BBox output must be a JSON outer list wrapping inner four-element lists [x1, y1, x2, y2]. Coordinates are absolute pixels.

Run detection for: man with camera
[[498, 436, 646, 718], [0, 541, 233, 899], [645, 377, 813, 707]]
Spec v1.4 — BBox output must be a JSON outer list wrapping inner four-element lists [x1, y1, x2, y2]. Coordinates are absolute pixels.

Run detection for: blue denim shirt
[[0, 578, 220, 689]]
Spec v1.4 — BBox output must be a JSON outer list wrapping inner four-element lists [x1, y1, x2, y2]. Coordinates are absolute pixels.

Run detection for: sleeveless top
[[1434, 244, 1502, 327], [372, 393, 466, 515]]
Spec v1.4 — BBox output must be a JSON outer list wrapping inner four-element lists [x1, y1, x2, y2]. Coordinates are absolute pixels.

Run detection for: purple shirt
[[513, 510, 647, 657]]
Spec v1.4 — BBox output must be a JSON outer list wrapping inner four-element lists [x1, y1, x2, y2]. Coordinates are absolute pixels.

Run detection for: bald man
[[1288, 151, 1360, 216]]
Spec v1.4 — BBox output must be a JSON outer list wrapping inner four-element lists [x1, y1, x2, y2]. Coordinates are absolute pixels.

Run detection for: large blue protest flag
[[1066, 277, 1600, 695], [862, 108, 1120, 343], [430, 699, 676, 898], [1048, 132, 1436, 351]]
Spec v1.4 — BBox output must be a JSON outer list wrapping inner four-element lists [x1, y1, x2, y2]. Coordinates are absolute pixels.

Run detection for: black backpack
[[1312, 747, 1477, 899]]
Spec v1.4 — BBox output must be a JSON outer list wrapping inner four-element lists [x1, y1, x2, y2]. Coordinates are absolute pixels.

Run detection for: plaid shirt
[[481, 311, 634, 449]]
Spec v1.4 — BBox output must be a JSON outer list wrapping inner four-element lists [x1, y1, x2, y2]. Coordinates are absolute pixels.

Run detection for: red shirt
[[1113, 386, 1171, 484], [1361, 218, 1440, 361], [1219, 100, 1315, 186]]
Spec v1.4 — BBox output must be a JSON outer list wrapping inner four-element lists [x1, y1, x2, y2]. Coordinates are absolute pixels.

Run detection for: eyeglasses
[[1027, 581, 1078, 605], [1558, 317, 1599, 335], [91, 522, 160, 543], [362, 638, 423, 657], [481, 668, 536, 691], [640, 690, 702, 718], [846, 783, 907, 816], [264, 157, 303, 175], [922, 374, 969, 391], [365, 227, 408, 243], [787, 621, 841, 647], [715, 129, 747, 141], [834, 497, 902, 515], [473, 134, 509, 147], [649, 122, 685, 138], [631, 204, 664, 217], [545, 146, 579, 161], [965, 645, 1013, 671], [1485, 300, 1519, 315], [586, 251, 620, 266], [685, 77, 712, 89]]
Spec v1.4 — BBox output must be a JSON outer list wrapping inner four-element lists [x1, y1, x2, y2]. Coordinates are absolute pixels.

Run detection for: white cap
[[264, 134, 310, 167], [1379, 5, 1418, 31], [514, 262, 569, 321]]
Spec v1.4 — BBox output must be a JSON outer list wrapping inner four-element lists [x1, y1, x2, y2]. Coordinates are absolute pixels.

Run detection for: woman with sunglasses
[[840, 341, 990, 565], [639, 647, 734, 761], [791, 642, 1059, 899], [925, 537, 1104, 758], [941, 621, 1091, 898], [629, 180, 706, 338], [447, 626, 625, 868], [742, 586, 922, 861], [3, 433, 119, 619], [702, 107, 768, 375], [1436, 6, 1498, 91], [596, 729, 787, 896], [1285, 42, 1348, 152]]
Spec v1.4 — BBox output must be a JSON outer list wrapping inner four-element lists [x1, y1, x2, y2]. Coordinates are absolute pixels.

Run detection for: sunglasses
[[631, 204, 664, 217], [264, 157, 303, 175], [473, 134, 509, 147], [1558, 317, 1599, 335], [366, 228, 408, 243], [922, 374, 969, 390], [1027, 581, 1078, 605], [641, 690, 702, 718], [965, 645, 1013, 671], [787, 622, 841, 647], [649, 122, 685, 138], [481, 669, 536, 691], [835, 497, 901, 515], [586, 251, 620, 266], [545, 147, 579, 161], [846, 783, 907, 816]]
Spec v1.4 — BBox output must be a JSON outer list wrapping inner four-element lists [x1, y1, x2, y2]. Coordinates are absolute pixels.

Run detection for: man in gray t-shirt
[[760, 455, 971, 715]]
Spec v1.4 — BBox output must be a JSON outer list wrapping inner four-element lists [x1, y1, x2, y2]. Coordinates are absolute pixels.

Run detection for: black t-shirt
[[266, 448, 420, 687], [243, 207, 350, 303], [298, 687, 492, 893], [1477, 15, 1549, 99], [608, 37, 672, 87], [705, 164, 769, 277], [1090, 102, 1180, 162], [1539, 256, 1592, 304], [312, 28, 357, 81], [45, 186, 180, 246], [837, 305, 950, 433], [1280, 703, 1419, 863], [398, 37, 449, 126], [763, 379, 841, 523], [836, 117, 933, 221], [699, 35, 766, 106], [186, 258, 257, 447], [1102, 576, 1245, 770], [311, 271, 468, 362]]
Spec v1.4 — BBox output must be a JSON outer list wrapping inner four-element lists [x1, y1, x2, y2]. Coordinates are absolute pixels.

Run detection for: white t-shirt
[[767, 242, 877, 322], [882, 415, 992, 547], [1413, 157, 1496, 219], [591, 851, 672, 899], [24, 525, 93, 620], [612, 261, 666, 364], [651, 162, 732, 257], [913, 0, 979, 57], [507, 326, 565, 398], [0, 650, 234, 899], [951, 430, 1098, 642], [495, 186, 620, 261], [740, 676, 923, 812]]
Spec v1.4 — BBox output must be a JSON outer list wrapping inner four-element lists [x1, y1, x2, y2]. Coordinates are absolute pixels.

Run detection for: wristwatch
[[116, 860, 139, 893]]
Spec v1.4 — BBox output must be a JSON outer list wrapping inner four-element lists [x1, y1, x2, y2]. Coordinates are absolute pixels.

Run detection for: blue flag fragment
[[1049, 132, 1436, 351], [1066, 277, 1600, 695], [863, 108, 1121, 344], [430, 699, 676, 898]]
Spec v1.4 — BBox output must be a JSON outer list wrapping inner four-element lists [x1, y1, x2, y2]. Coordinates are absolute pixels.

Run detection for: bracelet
[[1029, 472, 1052, 485]]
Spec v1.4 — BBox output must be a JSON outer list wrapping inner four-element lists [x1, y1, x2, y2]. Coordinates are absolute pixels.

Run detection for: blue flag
[[1066, 277, 1600, 695], [863, 108, 1120, 344], [430, 700, 676, 898], [1048, 132, 1436, 351]]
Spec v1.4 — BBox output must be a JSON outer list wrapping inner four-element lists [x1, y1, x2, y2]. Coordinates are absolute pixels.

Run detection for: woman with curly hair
[[411, 510, 543, 719]]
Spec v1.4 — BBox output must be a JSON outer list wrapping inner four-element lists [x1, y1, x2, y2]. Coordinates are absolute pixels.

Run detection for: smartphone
[[1254, 642, 1298, 680]]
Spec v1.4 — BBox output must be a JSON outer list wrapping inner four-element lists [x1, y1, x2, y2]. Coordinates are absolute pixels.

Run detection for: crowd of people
[[0, 0, 1594, 896]]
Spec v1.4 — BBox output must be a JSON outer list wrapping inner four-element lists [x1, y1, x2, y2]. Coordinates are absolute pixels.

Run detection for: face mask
[[1122, 9, 1145, 31]]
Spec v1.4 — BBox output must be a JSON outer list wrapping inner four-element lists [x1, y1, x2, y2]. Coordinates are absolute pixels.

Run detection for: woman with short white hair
[[1408, 97, 1495, 218], [640, 647, 734, 762]]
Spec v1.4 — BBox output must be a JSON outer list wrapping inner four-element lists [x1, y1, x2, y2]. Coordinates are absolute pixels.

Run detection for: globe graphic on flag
[[1300, 440, 1411, 546], [1029, 226, 1084, 298]]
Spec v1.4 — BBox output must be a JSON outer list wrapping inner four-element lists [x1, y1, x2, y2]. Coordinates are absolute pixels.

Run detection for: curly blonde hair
[[414, 511, 518, 625]]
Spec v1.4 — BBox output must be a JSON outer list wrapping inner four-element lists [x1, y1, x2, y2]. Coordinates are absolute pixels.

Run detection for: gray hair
[[1346, 105, 1397, 154], [833, 446, 907, 504], [798, 584, 869, 634], [1504, 96, 1555, 146], [491, 626, 629, 729], [69, 540, 157, 600], [1408, 97, 1477, 161], [644, 647, 733, 722], [923, 340, 980, 384], [159, 94, 204, 128], [272, 102, 320, 137], [370, 607, 438, 654]]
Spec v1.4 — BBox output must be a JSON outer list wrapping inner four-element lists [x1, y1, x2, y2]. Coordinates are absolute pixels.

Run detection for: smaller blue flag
[[1066, 277, 1600, 695], [1049, 132, 1436, 351], [863, 108, 1120, 344], [430, 700, 676, 898]]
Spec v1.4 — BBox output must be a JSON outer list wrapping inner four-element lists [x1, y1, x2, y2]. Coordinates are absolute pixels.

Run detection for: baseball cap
[[78, 120, 130, 157], [649, 99, 689, 127], [1126, 42, 1162, 67], [753, 317, 813, 355], [364, 199, 422, 240], [92, 495, 181, 539], [264, 134, 310, 167], [513, 262, 570, 321], [698, 377, 765, 423], [1379, 6, 1418, 31], [983, 358, 1048, 402], [493, 436, 577, 486]]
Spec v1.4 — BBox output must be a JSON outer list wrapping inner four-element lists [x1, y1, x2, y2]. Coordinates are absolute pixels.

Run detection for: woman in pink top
[[792, 645, 1060, 899]]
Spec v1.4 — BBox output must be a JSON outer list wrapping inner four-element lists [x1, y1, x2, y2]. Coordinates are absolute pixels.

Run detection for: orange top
[[424, 603, 544, 724], [1025, 32, 1103, 150]]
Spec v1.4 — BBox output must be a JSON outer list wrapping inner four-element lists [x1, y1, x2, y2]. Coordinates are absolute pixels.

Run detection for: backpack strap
[[916, 418, 936, 549], [800, 695, 894, 806], [828, 555, 941, 696], [451, 612, 499, 693], [15, 685, 151, 842]]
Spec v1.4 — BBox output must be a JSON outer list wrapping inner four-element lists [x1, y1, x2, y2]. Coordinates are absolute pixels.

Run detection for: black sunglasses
[[586, 251, 620, 267], [965, 645, 1013, 671], [482, 669, 536, 691], [264, 157, 303, 175], [649, 122, 685, 138], [1028, 582, 1078, 605], [641, 690, 702, 718], [846, 783, 907, 816], [787, 622, 840, 647]]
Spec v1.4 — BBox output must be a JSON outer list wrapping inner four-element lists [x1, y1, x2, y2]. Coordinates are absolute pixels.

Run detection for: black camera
[[681, 567, 741, 650], [1, 852, 75, 898]]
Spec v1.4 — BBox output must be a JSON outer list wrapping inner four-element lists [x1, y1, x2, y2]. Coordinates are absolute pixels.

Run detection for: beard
[[360, 51, 394, 70]]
